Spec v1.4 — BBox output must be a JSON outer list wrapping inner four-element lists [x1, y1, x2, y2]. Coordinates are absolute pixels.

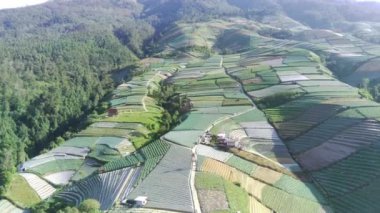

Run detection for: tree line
[[0, 0, 150, 193]]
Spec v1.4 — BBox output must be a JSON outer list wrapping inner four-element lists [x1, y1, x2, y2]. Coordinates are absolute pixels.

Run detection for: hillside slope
[[2, 0, 380, 213]]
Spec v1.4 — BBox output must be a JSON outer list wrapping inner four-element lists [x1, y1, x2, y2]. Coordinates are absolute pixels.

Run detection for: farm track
[[190, 146, 202, 213], [205, 107, 255, 132]]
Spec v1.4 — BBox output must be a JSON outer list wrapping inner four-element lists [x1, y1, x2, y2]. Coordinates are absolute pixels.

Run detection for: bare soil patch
[[198, 189, 229, 213]]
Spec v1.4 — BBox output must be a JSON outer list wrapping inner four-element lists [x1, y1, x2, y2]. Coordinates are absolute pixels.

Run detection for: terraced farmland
[[127, 144, 193, 212], [199, 158, 328, 213], [3, 174, 41, 208], [313, 147, 380, 197], [95, 66, 176, 148], [297, 119, 380, 171], [19, 136, 133, 184], [223, 30, 380, 213], [28, 159, 84, 176], [62, 136, 134, 155], [226, 155, 257, 175], [19, 173, 56, 200], [250, 196, 272, 213], [102, 139, 170, 173], [196, 144, 232, 162], [8, 62, 181, 212], [57, 167, 139, 210], [288, 115, 364, 154], [21, 155, 84, 172], [8, 12, 380, 213], [0, 200, 24, 213], [162, 57, 259, 148], [44, 171, 76, 185], [11, 65, 180, 210], [329, 177, 380, 213]]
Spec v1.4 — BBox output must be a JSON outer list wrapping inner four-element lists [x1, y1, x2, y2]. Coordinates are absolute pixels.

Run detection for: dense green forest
[[0, 0, 146, 192], [1, 0, 380, 194]]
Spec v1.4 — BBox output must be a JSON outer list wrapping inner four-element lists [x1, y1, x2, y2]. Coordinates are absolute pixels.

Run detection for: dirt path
[[190, 145, 202, 213], [206, 107, 255, 132]]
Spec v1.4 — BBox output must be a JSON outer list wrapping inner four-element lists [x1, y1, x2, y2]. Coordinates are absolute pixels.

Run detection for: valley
[[1, 1, 380, 213]]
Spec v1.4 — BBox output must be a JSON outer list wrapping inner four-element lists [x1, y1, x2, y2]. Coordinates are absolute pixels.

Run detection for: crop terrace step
[[19, 173, 56, 200]]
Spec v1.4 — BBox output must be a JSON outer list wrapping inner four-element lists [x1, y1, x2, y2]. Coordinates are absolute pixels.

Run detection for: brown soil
[[243, 77, 263, 84], [251, 166, 283, 184], [198, 189, 229, 213]]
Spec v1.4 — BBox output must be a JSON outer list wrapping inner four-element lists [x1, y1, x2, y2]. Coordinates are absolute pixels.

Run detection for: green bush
[[78, 199, 101, 213], [256, 91, 304, 108]]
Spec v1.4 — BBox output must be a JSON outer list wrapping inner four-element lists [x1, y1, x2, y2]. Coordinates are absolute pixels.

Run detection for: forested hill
[[1, 0, 380, 197], [0, 0, 147, 191]]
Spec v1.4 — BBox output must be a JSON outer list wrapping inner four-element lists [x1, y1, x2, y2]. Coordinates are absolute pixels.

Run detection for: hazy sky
[[0, 0, 49, 10], [0, 0, 379, 10]]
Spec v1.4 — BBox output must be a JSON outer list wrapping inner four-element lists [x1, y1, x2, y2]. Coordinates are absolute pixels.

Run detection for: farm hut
[[200, 131, 213, 144], [225, 138, 236, 147], [18, 164, 26, 172], [108, 108, 119, 117], [135, 196, 148, 207], [217, 133, 236, 148], [218, 137, 235, 148], [204, 135, 212, 144], [121, 199, 136, 207], [217, 133, 227, 140], [118, 83, 130, 88]]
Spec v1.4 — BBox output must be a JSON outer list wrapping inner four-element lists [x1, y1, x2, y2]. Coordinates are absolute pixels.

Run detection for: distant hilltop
[[0, 0, 49, 10]]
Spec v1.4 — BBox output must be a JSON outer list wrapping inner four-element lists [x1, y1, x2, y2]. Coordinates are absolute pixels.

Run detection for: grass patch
[[96, 110, 163, 149], [195, 172, 250, 213], [174, 113, 225, 131], [256, 91, 305, 108], [99, 112, 161, 129], [226, 156, 257, 175], [222, 98, 252, 106], [224, 180, 250, 213], [130, 135, 150, 149], [88, 144, 121, 162], [71, 163, 99, 181], [232, 110, 266, 123], [211, 210, 230, 213], [4, 174, 41, 208], [28, 159, 84, 175], [216, 29, 251, 53], [77, 127, 131, 138], [210, 119, 240, 135], [195, 172, 225, 191], [62, 137, 98, 148]]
